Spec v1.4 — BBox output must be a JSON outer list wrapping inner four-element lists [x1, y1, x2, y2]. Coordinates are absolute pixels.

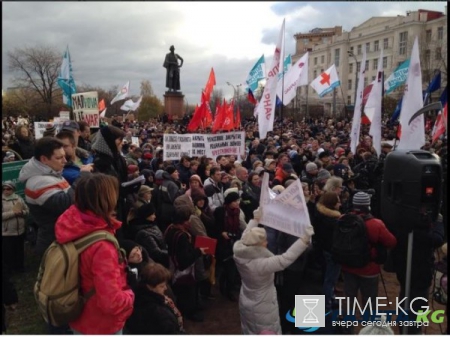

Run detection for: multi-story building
[[292, 7, 447, 117]]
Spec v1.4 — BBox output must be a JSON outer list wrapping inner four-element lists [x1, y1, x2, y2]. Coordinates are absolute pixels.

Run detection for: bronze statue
[[163, 45, 184, 92]]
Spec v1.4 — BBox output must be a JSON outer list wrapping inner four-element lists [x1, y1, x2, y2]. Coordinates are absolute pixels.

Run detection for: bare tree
[[7, 45, 62, 118]]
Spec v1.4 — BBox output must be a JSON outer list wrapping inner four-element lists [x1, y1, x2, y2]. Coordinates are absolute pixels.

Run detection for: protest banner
[[131, 137, 139, 146], [72, 91, 99, 128], [163, 131, 245, 161], [59, 111, 71, 121], [34, 122, 62, 140], [259, 172, 311, 237], [2, 160, 29, 199]]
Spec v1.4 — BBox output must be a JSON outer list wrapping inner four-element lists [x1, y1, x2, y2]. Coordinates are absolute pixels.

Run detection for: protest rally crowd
[[1, 112, 448, 335]]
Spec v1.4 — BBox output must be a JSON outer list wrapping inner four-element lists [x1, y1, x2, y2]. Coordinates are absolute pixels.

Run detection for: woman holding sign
[[233, 207, 314, 335]]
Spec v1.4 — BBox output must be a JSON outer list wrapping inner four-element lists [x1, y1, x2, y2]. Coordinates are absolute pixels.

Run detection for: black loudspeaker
[[381, 150, 442, 232]]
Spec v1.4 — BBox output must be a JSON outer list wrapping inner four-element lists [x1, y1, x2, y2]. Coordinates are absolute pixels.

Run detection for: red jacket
[[341, 213, 397, 276], [55, 205, 134, 334]]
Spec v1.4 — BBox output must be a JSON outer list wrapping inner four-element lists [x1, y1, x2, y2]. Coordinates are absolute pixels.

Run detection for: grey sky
[[2, 2, 446, 106]]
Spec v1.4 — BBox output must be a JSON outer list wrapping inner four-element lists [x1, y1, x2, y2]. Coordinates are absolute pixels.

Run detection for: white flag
[[350, 50, 367, 154], [366, 49, 384, 157], [278, 52, 309, 106], [397, 37, 425, 150], [256, 19, 285, 140], [111, 81, 130, 105], [120, 99, 135, 111], [132, 96, 143, 111], [310, 64, 340, 97], [100, 108, 107, 118]]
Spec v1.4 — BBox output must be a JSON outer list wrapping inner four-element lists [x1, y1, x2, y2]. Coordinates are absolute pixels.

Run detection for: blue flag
[[246, 55, 265, 93], [390, 96, 403, 122], [57, 46, 77, 107], [426, 71, 441, 93], [440, 85, 447, 106]]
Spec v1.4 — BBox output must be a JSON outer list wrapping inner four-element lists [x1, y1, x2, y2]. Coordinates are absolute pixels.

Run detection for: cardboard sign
[[259, 173, 311, 237], [59, 111, 71, 121], [163, 131, 245, 161], [72, 91, 99, 128]]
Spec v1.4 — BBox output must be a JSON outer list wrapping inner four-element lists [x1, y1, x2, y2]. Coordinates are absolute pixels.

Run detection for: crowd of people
[[1, 112, 448, 335]]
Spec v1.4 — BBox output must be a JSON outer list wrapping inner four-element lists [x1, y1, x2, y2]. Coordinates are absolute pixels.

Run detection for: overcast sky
[[2, 1, 447, 106]]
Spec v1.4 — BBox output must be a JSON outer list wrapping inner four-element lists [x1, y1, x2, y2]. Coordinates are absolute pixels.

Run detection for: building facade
[[292, 7, 447, 118]]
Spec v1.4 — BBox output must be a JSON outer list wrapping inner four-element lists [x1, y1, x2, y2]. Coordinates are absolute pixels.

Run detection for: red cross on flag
[[310, 65, 340, 97]]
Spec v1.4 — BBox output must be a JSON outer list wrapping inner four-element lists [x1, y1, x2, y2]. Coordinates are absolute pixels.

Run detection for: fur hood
[[316, 202, 341, 218], [233, 240, 274, 260]]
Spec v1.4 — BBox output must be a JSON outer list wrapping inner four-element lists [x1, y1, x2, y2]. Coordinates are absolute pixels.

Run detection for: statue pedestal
[[163, 92, 185, 120]]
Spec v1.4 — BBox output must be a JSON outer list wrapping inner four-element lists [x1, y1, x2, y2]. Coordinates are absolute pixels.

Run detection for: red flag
[[98, 99, 106, 111], [221, 100, 234, 131], [212, 101, 225, 133], [204, 68, 216, 102], [432, 102, 447, 142], [187, 105, 203, 131], [361, 114, 371, 125], [235, 105, 241, 129]]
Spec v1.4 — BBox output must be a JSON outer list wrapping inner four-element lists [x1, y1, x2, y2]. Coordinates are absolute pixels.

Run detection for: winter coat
[[203, 178, 224, 212], [2, 192, 29, 236], [155, 173, 184, 229], [18, 157, 76, 255], [341, 212, 397, 276], [55, 205, 134, 334], [241, 182, 261, 222], [133, 221, 170, 268], [313, 203, 341, 252], [165, 224, 202, 271], [233, 219, 309, 335], [126, 285, 184, 335], [176, 162, 192, 187], [9, 138, 34, 160]]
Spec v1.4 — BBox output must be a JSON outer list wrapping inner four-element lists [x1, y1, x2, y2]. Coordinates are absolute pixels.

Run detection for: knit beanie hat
[[136, 202, 156, 220], [138, 185, 153, 197], [353, 192, 371, 206], [2, 180, 16, 190], [155, 169, 165, 180], [316, 169, 331, 181], [224, 187, 240, 204], [305, 162, 318, 172], [241, 227, 267, 246], [45, 124, 56, 133], [264, 158, 276, 169], [189, 174, 203, 187], [119, 239, 140, 259]]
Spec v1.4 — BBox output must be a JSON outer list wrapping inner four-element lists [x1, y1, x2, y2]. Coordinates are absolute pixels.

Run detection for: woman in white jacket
[[233, 207, 314, 335]]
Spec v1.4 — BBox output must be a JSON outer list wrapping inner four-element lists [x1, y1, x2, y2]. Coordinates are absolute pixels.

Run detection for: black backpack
[[331, 214, 371, 268]]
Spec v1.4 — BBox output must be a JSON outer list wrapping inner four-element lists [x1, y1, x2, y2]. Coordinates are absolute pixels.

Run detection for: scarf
[[164, 295, 184, 332], [224, 205, 240, 234]]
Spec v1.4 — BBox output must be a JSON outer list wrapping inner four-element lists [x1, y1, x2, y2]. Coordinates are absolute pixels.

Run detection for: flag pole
[[280, 23, 286, 135]]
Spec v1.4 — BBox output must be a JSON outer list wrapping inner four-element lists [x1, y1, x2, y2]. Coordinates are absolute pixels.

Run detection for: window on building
[[365, 60, 369, 71], [374, 40, 379, 52], [373, 58, 378, 70], [321, 55, 325, 63], [364, 78, 368, 88], [437, 27, 443, 40], [357, 45, 362, 55], [436, 47, 442, 60], [357, 62, 361, 72], [399, 32, 408, 55], [383, 56, 388, 68], [372, 76, 376, 82], [350, 46, 354, 53], [425, 49, 430, 64], [348, 96, 352, 105], [335, 49, 340, 67], [349, 63, 353, 74], [321, 69, 324, 73], [348, 79, 352, 90], [426, 29, 432, 43], [303, 38, 309, 44], [314, 57, 317, 65], [366, 42, 370, 52], [313, 70, 317, 78], [383, 38, 389, 49]]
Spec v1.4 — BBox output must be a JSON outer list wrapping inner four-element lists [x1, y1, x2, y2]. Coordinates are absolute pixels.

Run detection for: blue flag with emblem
[[57, 46, 77, 107]]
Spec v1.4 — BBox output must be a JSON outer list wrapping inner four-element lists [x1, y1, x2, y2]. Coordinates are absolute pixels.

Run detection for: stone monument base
[[163, 91, 185, 120]]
